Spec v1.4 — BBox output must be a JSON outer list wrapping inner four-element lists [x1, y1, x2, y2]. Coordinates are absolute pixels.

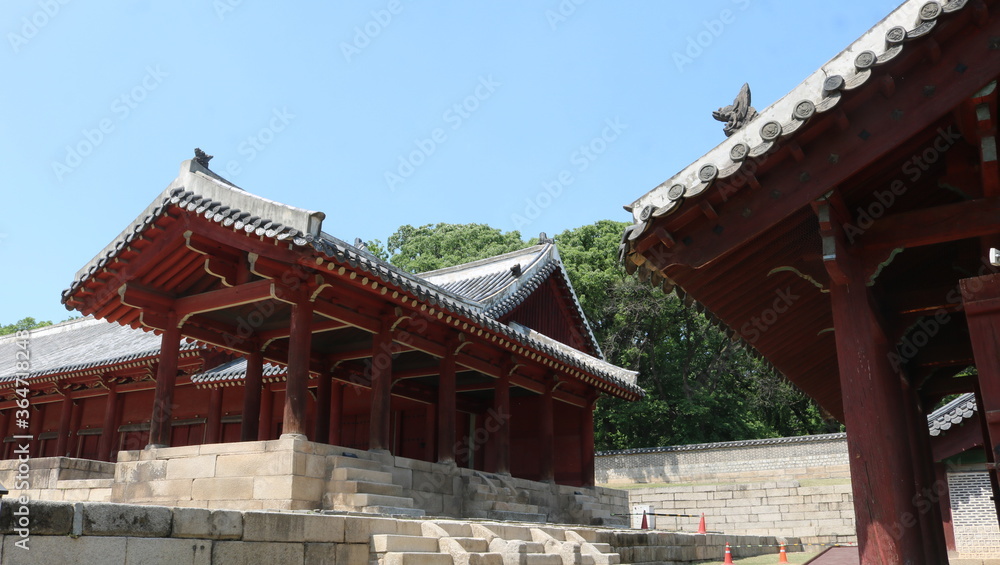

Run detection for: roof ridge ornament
[[193, 148, 213, 168], [712, 83, 758, 137]]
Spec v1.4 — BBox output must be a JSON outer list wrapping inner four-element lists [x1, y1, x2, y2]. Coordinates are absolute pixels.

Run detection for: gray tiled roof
[[189, 358, 286, 385], [420, 243, 604, 358], [927, 393, 977, 437], [0, 317, 201, 384], [622, 0, 967, 234], [61, 160, 641, 398]]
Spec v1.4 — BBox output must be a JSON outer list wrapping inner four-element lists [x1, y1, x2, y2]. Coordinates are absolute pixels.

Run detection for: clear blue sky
[[1, 0, 901, 325]]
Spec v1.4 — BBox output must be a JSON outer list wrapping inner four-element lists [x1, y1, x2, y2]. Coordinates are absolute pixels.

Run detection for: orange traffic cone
[[723, 542, 734, 564], [640, 510, 648, 530], [697, 513, 707, 534], [778, 543, 788, 563]]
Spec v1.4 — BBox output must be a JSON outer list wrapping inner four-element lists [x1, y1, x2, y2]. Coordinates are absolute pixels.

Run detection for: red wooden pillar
[[0, 410, 10, 458], [423, 402, 436, 462], [829, 275, 925, 564], [962, 272, 1000, 533], [282, 299, 313, 439], [314, 374, 332, 444], [935, 462, 956, 552], [55, 394, 73, 457], [148, 314, 180, 448], [258, 385, 273, 441], [98, 382, 119, 461], [241, 349, 264, 441], [437, 342, 457, 463], [205, 387, 224, 444], [28, 403, 43, 457], [329, 381, 343, 446], [493, 371, 511, 475], [581, 398, 596, 487], [540, 378, 556, 482], [69, 400, 83, 457], [901, 381, 948, 564], [369, 321, 394, 452]]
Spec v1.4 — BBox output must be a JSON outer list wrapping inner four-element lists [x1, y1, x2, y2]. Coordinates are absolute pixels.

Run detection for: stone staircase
[[463, 472, 546, 523], [372, 520, 621, 565], [324, 454, 425, 517], [565, 492, 627, 528]]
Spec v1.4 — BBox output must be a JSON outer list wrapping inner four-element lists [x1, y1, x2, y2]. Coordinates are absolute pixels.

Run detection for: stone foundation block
[[172, 507, 242, 539], [78, 502, 173, 537], [125, 537, 212, 565], [212, 540, 305, 565]]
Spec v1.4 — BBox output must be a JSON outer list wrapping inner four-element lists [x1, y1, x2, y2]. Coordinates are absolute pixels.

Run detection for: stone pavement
[[806, 546, 858, 564]]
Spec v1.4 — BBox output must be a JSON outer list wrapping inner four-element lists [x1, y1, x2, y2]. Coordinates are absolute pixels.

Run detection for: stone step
[[330, 466, 394, 483], [327, 492, 415, 509], [447, 537, 489, 552], [54, 478, 115, 489], [521, 555, 562, 565], [329, 454, 383, 471], [464, 500, 540, 514], [383, 552, 454, 565], [373, 534, 441, 553], [429, 521, 473, 537], [363, 505, 427, 517], [486, 510, 546, 523], [330, 479, 404, 497], [462, 554, 503, 565]]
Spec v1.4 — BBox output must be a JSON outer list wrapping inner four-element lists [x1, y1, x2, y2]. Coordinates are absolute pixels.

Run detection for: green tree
[[371, 223, 526, 273], [0, 317, 53, 336]]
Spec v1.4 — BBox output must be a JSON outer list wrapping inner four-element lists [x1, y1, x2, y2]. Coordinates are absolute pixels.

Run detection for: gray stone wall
[[595, 433, 850, 485], [950, 472, 1000, 558], [627, 480, 856, 547]]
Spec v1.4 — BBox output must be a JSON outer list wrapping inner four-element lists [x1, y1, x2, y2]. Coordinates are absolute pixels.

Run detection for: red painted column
[[935, 462, 956, 552], [829, 276, 925, 565], [369, 321, 394, 452], [540, 379, 556, 482], [282, 299, 313, 439], [437, 343, 456, 463], [148, 314, 180, 449], [98, 382, 119, 461], [241, 349, 264, 441], [258, 385, 273, 441], [493, 371, 511, 475], [581, 398, 596, 487], [205, 387, 224, 444], [962, 272, 1000, 533], [314, 374, 331, 444], [55, 394, 73, 457], [69, 399, 83, 457], [329, 381, 343, 446], [901, 381, 948, 564], [424, 402, 436, 462]]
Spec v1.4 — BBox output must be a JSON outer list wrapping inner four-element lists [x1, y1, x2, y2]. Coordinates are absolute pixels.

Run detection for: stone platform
[[0, 438, 629, 526], [0, 499, 803, 564]]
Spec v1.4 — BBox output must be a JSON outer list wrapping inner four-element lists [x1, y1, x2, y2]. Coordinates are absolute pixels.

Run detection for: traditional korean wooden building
[[620, 0, 1000, 562], [0, 156, 641, 492]]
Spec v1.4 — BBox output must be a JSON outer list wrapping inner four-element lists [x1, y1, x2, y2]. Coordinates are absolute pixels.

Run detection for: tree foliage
[[0, 317, 53, 336], [371, 221, 840, 449], [368, 223, 527, 273]]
